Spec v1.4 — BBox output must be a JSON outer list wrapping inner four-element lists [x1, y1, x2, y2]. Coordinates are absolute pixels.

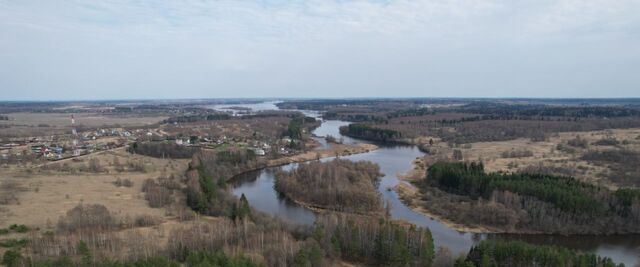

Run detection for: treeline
[[274, 159, 383, 214], [323, 112, 387, 123], [434, 118, 640, 143], [164, 110, 305, 124], [165, 214, 435, 267], [340, 124, 402, 143], [277, 99, 393, 111], [337, 113, 640, 144], [164, 113, 232, 123], [128, 141, 200, 159], [0, 115, 8, 120], [21, 205, 436, 267], [455, 102, 640, 118], [422, 162, 640, 234], [455, 240, 623, 267]]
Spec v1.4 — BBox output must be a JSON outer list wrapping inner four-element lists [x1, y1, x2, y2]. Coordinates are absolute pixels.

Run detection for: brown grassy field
[[0, 112, 168, 139], [0, 112, 167, 127], [0, 147, 189, 228]]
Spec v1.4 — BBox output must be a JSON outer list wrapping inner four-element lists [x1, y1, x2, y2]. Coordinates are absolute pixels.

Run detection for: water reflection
[[231, 167, 316, 225], [312, 120, 360, 145]]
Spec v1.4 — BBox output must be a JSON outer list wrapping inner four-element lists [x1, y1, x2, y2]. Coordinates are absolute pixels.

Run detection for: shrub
[[86, 158, 105, 172], [0, 238, 28, 248], [593, 137, 620, 146], [325, 135, 340, 144], [134, 214, 162, 227], [57, 204, 116, 233], [1, 250, 22, 267], [556, 143, 576, 154], [113, 178, 134, 187], [8, 224, 29, 233], [567, 136, 588, 148], [128, 160, 147, 172]]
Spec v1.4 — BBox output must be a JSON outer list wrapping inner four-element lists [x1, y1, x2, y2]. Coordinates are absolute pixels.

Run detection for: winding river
[[225, 104, 640, 266]]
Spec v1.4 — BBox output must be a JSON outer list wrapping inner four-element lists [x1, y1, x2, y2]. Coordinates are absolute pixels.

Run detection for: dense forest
[[163, 113, 232, 123], [128, 142, 200, 159], [455, 240, 624, 267], [421, 162, 640, 234], [275, 159, 383, 214], [453, 102, 640, 118], [327, 103, 640, 121], [323, 111, 387, 123], [339, 124, 403, 143]]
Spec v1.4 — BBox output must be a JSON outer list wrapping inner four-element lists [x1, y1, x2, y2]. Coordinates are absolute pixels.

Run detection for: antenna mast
[[71, 114, 80, 156]]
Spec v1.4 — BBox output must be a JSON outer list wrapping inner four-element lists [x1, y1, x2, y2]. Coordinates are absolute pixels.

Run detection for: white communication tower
[[71, 114, 80, 156]]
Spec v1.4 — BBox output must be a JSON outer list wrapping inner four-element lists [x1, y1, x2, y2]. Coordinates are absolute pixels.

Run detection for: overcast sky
[[1, 0, 639, 100]]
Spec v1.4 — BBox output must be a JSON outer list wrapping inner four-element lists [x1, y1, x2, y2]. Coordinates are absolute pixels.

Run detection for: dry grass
[[0, 148, 189, 229]]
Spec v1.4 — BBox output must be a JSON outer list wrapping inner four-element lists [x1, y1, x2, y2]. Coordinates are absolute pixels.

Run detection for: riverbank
[[268, 142, 378, 166], [395, 157, 498, 233]]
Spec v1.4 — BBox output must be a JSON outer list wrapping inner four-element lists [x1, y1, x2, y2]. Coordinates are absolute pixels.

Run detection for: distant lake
[[206, 101, 281, 116]]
